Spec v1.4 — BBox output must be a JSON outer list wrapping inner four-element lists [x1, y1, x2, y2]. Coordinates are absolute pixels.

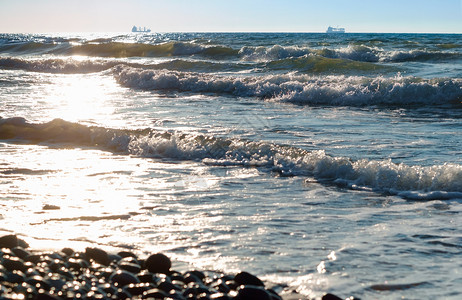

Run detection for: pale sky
[[0, 0, 461, 33]]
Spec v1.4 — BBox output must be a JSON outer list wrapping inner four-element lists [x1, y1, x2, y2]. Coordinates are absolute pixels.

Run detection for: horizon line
[[2, 30, 462, 35]]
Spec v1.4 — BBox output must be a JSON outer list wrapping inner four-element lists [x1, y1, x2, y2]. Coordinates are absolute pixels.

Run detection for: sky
[[0, 0, 461, 33]]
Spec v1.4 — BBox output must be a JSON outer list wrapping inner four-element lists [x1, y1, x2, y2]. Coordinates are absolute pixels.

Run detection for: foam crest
[[239, 45, 313, 61], [319, 45, 461, 63], [67, 42, 238, 58], [0, 57, 247, 74], [0, 57, 119, 74], [113, 66, 462, 106], [1, 117, 461, 200]]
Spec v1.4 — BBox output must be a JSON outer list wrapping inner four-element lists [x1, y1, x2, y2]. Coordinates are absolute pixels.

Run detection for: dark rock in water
[[119, 261, 142, 274], [125, 282, 151, 296], [210, 293, 233, 300], [157, 278, 181, 293], [187, 270, 206, 281], [67, 257, 90, 271], [145, 253, 171, 274], [109, 270, 141, 287], [85, 247, 110, 266], [0, 240, 286, 300], [11, 247, 31, 260], [143, 287, 170, 299], [234, 271, 265, 287], [25, 275, 50, 290], [2, 256, 27, 272], [211, 279, 231, 294], [6, 270, 26, 283], [183, 272, 202, 284], [0, 234, 17, 248], [322, 293, 343, 300], [234, 285, 272, 300], [137, 270, 155, 283], [118, 250, 138, 259], [61, 247, 74, 257], [24, 254, 42, 264]]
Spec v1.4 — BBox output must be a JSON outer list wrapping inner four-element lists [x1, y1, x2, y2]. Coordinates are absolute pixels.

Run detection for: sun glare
[[46, 72, 117, 124]]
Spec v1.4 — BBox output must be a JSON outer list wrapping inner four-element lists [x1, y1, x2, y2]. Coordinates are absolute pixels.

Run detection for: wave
[[2, 38, 459, 64], [113, 66, 462, 106], [0, 57, 120, 74], [0, 41, 239, 58], [239, 44, 461, 63], [1, 117, 461, 200], [265, 55, 387, 74], [0, 57, 252, 74]]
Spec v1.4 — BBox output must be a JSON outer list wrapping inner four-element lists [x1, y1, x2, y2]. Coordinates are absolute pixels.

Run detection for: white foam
[[107, 129, 462, 200], [113, 66, 462, 106]]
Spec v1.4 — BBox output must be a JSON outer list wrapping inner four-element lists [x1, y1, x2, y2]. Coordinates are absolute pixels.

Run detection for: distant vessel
[[132, 25, 151, 33], [326, 26, 345, 33]]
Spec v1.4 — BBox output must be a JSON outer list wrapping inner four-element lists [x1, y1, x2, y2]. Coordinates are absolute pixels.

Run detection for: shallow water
[[1, 32, 462, 299]]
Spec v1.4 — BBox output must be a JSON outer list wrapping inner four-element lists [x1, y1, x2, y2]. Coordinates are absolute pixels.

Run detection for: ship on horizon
[[132, 25, 151, 33], [326, 26, 345, 33]]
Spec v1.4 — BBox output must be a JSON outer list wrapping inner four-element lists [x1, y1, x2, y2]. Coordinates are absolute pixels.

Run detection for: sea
[[0, 32, 461, 299]]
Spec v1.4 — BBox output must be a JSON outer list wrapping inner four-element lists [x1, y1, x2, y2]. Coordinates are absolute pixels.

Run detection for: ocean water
[[0, 32, 461, 299]]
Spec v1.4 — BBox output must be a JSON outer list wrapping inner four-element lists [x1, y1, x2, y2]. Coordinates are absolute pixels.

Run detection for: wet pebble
[[0, 234, 353, 300]]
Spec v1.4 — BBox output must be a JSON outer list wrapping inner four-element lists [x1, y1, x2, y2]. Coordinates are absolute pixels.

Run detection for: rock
[[322, 293, 343, 300], [124, 282, 151, 296], [210, 293, 233, 300], [2, 256, 27, 272], [234, 271, 265, 287], [118, 251, 138, 259], [119, 261, 141, 274], [11, 247, 31, 259], [0, 234, 20, 249], [109, 270, 140, 287], [61, 247, 74, 257], [234, 286, 272, 300], [144, 253, 171, 274], [142, 288, 170, 299], [137, 270, 155, 283], [85, 247, 110, 266]]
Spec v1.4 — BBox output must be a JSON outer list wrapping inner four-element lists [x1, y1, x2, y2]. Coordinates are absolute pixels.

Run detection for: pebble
[[0, 234, 350, 300]]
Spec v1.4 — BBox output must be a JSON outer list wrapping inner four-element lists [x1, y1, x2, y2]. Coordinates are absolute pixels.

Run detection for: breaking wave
[[113, 66, 462, 106], [239, 44, 461, 63], [1, 117, 461, 200], [0, 57, 250, 74], [0, 41, 238, 58]]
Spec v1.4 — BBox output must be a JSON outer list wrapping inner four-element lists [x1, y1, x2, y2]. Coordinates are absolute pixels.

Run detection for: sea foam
[[1, 117, 461, 200], [113, 66, 462, 106]]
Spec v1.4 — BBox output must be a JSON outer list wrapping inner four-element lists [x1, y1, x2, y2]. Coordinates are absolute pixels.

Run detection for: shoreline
[[0, 234, 349, 300]]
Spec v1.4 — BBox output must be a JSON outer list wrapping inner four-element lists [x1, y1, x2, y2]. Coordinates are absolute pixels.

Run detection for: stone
[[144, 253, 171, 274], [322, 293, 343, 300], [119, 261, 141, 274], [142, 288, 170, 299], [234, 271, 265, 287], [2, 256, 27, 272], [109, 270, 140, 287], [0, 234, 19, 248], [118, 251, 138, 259], [234, 286, 272, 300], [85, 247, 110, 266], [11, 247, 31, 259], [61, 247, 74, 257]]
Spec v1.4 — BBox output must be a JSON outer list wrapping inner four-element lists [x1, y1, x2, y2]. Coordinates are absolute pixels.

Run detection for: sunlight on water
[[46, 73, 117, 123]]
